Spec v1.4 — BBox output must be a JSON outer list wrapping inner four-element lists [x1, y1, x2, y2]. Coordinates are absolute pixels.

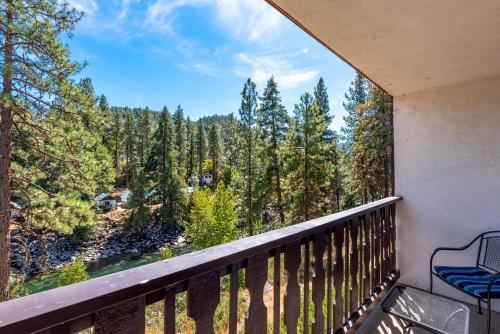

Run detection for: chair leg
[[478, 299, 483, 315], [487, 297, 491, 334], [430, 273, 433, 294]]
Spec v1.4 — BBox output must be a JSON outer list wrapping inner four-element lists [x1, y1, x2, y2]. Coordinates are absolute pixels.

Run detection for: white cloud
[[235, 52, 319, 90], [145, 0, 286, 42], [66, 0, 98, 15]]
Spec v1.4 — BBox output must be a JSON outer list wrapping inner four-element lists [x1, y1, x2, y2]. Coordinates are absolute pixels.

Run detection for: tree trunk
[[0, 0, 13, 301]]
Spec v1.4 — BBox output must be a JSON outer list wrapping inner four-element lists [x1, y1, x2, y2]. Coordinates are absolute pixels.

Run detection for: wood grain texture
[[326, 231, 333, 334], [303, 240, 310, 334], [312, 232, 326, 334], [284, 241, 301, 334], [229, 264, 239, 334], [164, 288, 176, 334], [334, 226, 345, 330], [187, 271, 221, 334], [94, 296, 146, 334], [363, 215, 371, 302], [273, 251, 281, 334], [350, 218, 359, 315], [344, 223, 350, 319], [374, 210, 381, 286], [245, 253, 268, 334]]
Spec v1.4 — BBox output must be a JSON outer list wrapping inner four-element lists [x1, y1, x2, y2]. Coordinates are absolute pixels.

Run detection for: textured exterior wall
[[394, 75, 500, 307]]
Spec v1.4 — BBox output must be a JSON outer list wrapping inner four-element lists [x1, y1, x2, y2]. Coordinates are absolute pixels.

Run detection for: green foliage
[[186, 183, 239, 250], [55, 259, 90, 287], [208, 124, 222, 185], [284, 93, 330, 223], [159, 246, 173, 260], [125, 171, 149, 233]]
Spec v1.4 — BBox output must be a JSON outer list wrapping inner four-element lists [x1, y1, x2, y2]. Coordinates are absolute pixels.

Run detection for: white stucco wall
[[394, 75, 500, 307]]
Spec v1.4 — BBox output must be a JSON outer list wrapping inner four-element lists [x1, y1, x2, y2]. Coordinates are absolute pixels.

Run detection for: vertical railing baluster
[[245, 253, 268, 334], [350, 218, 359, 316], [374, 209, 381, 286], [383, 206, 390, 277], [363, 214, 371, 302], [370, 211, 377, 290], [334, 225, 344, 330], [188, 272, 221, 334], [165, 288, 176, 334], [344, 222, 350, 320], [326, 230, 333, 334], [273, 250, 281, 334], [229, 264, 239, 334], [303, 239, 310, 334], [95, 296, 146, 334], [312, 232, 326, 334], [285, 241, 301, 334], [391, 203, 397, 272]]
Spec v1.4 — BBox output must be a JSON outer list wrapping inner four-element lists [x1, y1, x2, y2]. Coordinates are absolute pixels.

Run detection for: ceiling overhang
[[266, 0, 500, 96]]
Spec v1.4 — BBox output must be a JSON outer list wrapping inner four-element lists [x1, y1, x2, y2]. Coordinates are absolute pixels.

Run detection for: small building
[[10, 202, 23, 220], [95, 193, 118, 211], [199, 173, 213, 186]]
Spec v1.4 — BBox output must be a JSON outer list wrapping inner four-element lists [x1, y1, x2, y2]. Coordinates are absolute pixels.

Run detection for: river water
[[22, 245, 192, 295]]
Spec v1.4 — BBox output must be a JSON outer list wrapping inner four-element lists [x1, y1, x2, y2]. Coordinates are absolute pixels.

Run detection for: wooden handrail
[[0, 196, 402, 333]]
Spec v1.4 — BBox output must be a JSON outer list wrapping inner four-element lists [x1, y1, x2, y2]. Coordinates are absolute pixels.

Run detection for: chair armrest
[[430, 234, 485, 273]]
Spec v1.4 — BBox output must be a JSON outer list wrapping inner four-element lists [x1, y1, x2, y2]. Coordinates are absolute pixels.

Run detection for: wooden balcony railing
[[0, 196, 402, 334]]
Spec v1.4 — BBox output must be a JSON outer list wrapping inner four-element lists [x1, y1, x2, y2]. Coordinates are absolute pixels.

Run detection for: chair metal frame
[[430, 231, 500, 334]]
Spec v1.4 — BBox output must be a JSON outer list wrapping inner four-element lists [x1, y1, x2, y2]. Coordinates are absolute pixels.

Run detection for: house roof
[[266, 0, 500, 96], [95, 193, 109, 202]]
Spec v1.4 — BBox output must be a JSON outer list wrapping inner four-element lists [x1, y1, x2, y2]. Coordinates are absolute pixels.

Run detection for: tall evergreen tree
[[284, 93, 330, 223], [0, 0, 116, 299], [239, 78, 259, 235], [173, 105, 187, 178], [126, 170, 149, 233], [123, 112, 136, 187], [136, 108, 152, 168], [110, 108, 123, 170], [186, 117, 195, 181], [208, 124, 222, 188], [146, 107, 183, 228], [258, 77, 288, 226], [195, 119, 206, 176], [342, 71, 368, 151]]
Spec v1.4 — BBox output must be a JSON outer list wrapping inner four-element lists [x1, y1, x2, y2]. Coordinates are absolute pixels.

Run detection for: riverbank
[[10, 207, 186, 276]]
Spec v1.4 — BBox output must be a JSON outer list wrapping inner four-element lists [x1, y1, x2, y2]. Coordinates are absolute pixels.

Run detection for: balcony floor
[[357, 295, 500, 333]]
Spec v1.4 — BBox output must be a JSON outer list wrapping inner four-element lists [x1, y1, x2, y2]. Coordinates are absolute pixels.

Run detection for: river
[[22, 245, 193, 295]]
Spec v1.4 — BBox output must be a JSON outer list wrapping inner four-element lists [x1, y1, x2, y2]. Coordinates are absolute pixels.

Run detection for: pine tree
[[284, 93, 330, 223], [110, 108, 123, 170], [258, 77, 288, 226], [137, 108, 152, 168], [0, 0, 114, 299], [208, 124, 222, 188], [126, 171, 149, 233], [146, 107, 183, 228], [123, 112, 136, 187], [174, 106, 187, 179], [195, 119, 206, 176], [186, 117, 195, 181], [239, 78, 259, 235], [342, 71, 368, 151]]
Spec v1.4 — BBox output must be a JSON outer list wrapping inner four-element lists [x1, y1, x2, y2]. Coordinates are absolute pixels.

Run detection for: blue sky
[[66, 0, 355, 131]]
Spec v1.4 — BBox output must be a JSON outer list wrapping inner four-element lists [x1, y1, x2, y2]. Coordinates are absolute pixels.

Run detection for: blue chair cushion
[[434, 266, 500, 298]]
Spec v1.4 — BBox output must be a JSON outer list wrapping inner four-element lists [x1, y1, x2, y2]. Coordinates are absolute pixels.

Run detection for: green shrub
[[56, 258, 90, 287], [159, 246, 172, 260]]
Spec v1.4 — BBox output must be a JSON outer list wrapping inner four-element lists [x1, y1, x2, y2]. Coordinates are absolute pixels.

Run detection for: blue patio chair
[[430, 231, 500, 334]]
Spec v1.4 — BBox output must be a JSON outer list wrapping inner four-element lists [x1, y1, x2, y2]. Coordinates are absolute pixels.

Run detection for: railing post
[[187, 271, 221, 334], [312, 232, 326, 334], [245, 253, 268, 334]]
